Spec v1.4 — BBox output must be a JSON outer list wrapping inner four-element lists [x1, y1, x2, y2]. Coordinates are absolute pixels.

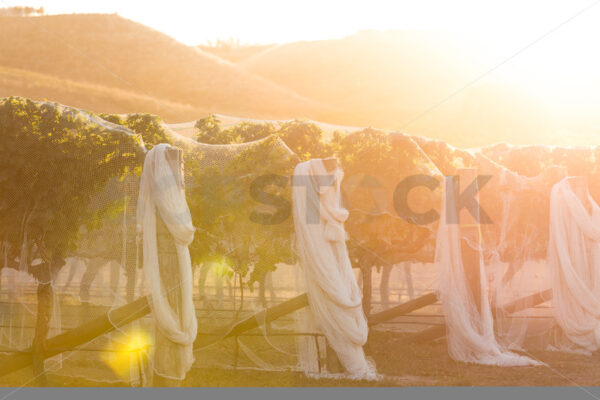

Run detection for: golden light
[[6, 0, 600, 145], [204, 255, 233, 278], [102, 328, 152, 382], [213, 257, 233, 278]]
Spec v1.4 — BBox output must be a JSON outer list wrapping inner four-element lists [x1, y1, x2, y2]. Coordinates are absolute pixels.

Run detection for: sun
[[102, 328, 152, 383]]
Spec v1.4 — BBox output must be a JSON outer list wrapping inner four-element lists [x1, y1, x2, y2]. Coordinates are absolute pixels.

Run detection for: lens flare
[[213, 257, 233, 277], [101, 328, 152, 382]]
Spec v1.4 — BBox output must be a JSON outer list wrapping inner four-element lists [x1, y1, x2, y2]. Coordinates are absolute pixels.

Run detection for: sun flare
[[101, 328, 151, 382]]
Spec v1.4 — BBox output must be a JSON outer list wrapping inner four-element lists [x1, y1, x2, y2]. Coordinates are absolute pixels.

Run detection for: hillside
[[0, 65, 204, 120], [198, 43, 275, 64], [241, 32, 485, 116], [1, 15, 596, 147], [234, 31, 560, 146], [0, 14, 329, 121]]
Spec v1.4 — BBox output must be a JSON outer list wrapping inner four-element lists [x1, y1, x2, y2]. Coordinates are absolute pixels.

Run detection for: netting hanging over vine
[[6, 99, 600, 385], [163, 125, 320, 376], [0, 97, 149, 384]]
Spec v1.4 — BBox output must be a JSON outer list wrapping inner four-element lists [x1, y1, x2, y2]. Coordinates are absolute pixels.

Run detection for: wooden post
[[194, 293, 309, 348], [361, 266, 372, 317], [125, 261, 137, 304], [403, 263, 415, 300], [325, 342, 344, 373], [460, 239, 482, 312], [32, 262, 53, 386], [500, 288, 553, 315], [368, 292, 438, 326], [0, 295, 151, 378], [313, 335, 322, 374], [0, 292, 310, 378], [380, 264, 392, 309], [407, 289, 554, 343], [259, 279, 267, 308], [456, 169, 483, 313], [233, 337, 240, 370]]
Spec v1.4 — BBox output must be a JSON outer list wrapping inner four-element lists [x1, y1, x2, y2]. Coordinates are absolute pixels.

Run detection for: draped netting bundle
[[150, 120, 600, 372], [0, 99, 381, 386], [353, 133, 592, 365], [161, 126, 319, 376], [546, 177, 600, 352], [435, 174, 540, 366], [8, 96, 600, 387], [409, 138, 580, 359], [0, 99, 324, 385], [164, 126, 376, 378], [137, 143, 197, 381], [292, 159, 376, 380], [475, 144, 600, 355]]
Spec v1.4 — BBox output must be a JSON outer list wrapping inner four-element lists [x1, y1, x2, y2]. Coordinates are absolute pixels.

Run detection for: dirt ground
[[2, 330, 600, 387]]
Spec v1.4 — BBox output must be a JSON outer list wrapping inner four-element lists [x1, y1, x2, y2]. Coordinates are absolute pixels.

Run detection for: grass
[[2, 330, 600, 387]]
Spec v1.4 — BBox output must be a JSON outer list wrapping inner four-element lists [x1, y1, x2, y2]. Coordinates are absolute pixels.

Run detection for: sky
[[2, 0, 599, 46], [3, 0, 599, 115]]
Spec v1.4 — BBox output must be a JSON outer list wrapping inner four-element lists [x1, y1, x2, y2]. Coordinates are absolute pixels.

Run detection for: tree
[[276, 120, 331, 160], [192, 117, 443, 314], [100, 113, 172, 149], [195, 114, 276, 145], [192, 117, 335, 302], [0, 6, 44, 16], [185, 135, 298, 308], [331, 129, 443, 314], [0, 97, 145, 384], [195, 116, 331, 160]]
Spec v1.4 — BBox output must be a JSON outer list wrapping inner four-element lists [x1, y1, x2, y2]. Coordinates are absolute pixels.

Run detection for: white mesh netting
[[5, 100, 600, 387]]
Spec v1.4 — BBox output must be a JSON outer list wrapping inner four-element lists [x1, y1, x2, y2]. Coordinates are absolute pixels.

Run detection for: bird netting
[[0, 101, 322, 385], [292, 158, 376, 379], [477, 144, 600, 354], [6, 98, 600, 387], [163, 126, 318, 378], [1, 102, 378, 386], [546, 176, 600, 352], [435, 172, 540, 366], [0, 97, 147, 384], [173, 116, 600, 366]]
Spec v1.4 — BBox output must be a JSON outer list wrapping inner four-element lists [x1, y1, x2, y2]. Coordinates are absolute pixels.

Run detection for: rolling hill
[[0, 65, 203, 120], [236, 30, 558, 146], [1, 14, 596, 147], [0, 14, 330, 121], [197, 43, 275, 64], [241, 32, 489, 115]]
